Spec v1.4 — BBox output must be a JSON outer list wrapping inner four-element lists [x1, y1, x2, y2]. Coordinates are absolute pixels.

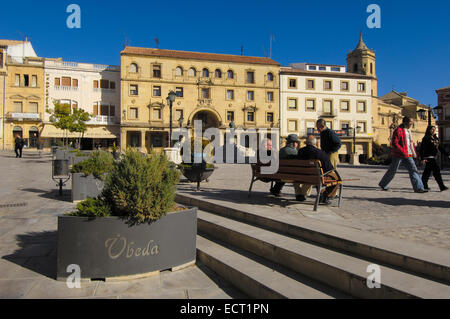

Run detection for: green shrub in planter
[[71, 150, 114, 180], [102, 148, 180, 224], [67, 197, 111, 218]]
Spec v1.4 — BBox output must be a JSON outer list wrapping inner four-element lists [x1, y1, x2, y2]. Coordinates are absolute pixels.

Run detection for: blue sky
[[1, 0, 449, 106]]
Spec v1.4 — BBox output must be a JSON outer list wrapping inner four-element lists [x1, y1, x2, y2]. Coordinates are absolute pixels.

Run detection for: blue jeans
[[379, 156, 425, 192]]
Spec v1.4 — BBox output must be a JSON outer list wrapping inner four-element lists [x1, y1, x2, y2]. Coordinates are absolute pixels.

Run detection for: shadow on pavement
[[3, 231, 57, 280], [177, 184, 318, 208], [351, 196, 450, 208], [21, 188, 72, 203]]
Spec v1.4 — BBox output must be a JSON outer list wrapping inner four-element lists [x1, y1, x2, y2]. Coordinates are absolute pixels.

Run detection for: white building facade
[[280, 63, 374, 162], [42, 59, 121, 149]]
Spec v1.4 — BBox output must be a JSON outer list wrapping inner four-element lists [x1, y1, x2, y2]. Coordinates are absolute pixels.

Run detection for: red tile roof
[[121, 47, 280, 66]]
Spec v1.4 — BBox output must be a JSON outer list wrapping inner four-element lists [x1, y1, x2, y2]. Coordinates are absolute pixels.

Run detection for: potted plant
[[178, 137, 215, 190], [57, 148, 197, 281], [70, 150, 114, 202]]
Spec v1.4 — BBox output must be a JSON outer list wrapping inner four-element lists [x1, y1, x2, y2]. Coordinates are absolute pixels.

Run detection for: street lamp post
[[166, 91, 177, 147], [347, 125, 361, 165]]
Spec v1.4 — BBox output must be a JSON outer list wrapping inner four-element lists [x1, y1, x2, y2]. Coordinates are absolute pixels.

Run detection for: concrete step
[[196, 235, 348, 299], [197, 210, 450, 299], [177, 193, 450, 283]]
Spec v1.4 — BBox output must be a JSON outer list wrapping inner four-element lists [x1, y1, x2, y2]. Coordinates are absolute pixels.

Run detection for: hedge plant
[[70, 150, 114, 180]]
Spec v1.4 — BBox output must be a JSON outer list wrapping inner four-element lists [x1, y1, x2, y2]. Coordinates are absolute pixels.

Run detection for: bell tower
[[347, 33, 377, 96]]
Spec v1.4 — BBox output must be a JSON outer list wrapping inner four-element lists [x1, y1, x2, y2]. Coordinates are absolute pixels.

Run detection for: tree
[[69, 108, 91, 150], [47, 101, 73, 146]]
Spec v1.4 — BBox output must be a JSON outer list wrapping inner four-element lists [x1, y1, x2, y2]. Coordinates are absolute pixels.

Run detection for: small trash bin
[[53, 159, 70, 177]]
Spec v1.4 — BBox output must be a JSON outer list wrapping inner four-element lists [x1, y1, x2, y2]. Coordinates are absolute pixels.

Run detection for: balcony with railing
[[54, 85, 79, 91], [87, 115, 119, 125], [7, 112, 42, 121]]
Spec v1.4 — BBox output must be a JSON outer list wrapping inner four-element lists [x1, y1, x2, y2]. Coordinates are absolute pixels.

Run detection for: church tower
[[347, 33, 377, 97]]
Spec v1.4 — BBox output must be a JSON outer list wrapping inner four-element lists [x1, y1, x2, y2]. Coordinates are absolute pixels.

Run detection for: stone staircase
[[176, 194, 450, 299]]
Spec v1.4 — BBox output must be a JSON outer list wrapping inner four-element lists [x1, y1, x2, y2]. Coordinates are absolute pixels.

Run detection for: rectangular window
[[306, 99, 315, 111], [31, 75, 37, 87], [288, 98, 297, 110], [130, 107, 138, 119], [72, 102, 78, 111], [246, 71, 255, 83], [110, 81, 116, 90], [24, 75, 30, 87], [227, 111, 234, 121], [153, 108, 162, 120], [72, 79, 78, 87], [62, 77, 71, 87], [289, 78, 297, 88], [175, 109, 183, 121], [130, 85, 138, 96], [357, 122, 367, 133], [226, 90, 234, 100], [247, 91, 254, 101], [13, 102, 23, 113], [324, 80, 332, 90], [331, 67, 341, 72], [341, 122, 350, 130], [306, 121, 316, 135], [307, 79, 315, 89], [326, 121, 333, 129], [29, 102, 38, 113], [319, 66, 326, 71], [323, 100, 332, 114], [357, 101, 366, 113], [93, 80, 99, 88], [288, 120, 298, 132], [266, 91, 274, 102], [153, 65, 162, 78], [341, 81, 349, 91], [54, 78, 60, 86], [247, 112, 255, 122], [358, 82, 366, 92], [267, 112, 274, 123], [100, 80, 109, 89], [176, 87, 184, 98], [101, 105, 109, 116], [308, 66, 316, 71], [15, 74, 20, 86], [153, 86, 162, 97], [201, 88, 210, 99], [340, 100, 350, 112], [93, 104, 98, 116], [109, 105, 115, 117]]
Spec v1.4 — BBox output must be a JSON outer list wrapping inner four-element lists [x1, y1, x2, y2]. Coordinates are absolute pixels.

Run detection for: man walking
[[316, 119, 341, 169], [14, 134, 25, 158], [379, 116, 427, 193], [296, 135, 340, 205]]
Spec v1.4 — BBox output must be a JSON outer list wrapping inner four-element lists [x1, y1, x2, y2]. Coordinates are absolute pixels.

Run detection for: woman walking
[[420, 126, 450, 192]]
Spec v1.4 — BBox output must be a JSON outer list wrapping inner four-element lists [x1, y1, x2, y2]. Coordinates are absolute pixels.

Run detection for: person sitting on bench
[[296, 135, 340, 205], [270, 134, 300, 198]]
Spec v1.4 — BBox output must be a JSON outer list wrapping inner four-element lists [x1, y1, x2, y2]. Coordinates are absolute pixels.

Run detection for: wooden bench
[[249, 159, 343, 211]]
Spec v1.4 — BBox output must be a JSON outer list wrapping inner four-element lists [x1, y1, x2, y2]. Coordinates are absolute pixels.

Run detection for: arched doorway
[[191, 110, 220, 131], [29, 126, 39, 148]]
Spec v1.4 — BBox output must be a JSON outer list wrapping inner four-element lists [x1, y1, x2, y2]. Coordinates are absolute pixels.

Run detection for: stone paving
[[0, 151, 246, 299], [178, 162, 450, 251]]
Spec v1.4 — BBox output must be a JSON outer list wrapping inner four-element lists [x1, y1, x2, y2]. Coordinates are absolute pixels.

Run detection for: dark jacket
[[420, 134, 449, 159], [297, 144, 334, 173], [320, 128, 342, 154], [15, 137, 24, 148], [279, 143, 298, 159]]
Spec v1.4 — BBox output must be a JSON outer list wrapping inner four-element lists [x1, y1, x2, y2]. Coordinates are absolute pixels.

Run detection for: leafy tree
[[69, 108, 91, 149], [47, 101, 73, 146]]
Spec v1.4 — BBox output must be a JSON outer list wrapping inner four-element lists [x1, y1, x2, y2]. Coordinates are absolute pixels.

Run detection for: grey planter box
[[56, 207, 197, 281], [71, 173, 105, 202]]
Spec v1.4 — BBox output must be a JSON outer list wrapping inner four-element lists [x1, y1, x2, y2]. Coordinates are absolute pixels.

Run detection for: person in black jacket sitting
[[296, 135, 339, 205], [420, 126, 450, 192]]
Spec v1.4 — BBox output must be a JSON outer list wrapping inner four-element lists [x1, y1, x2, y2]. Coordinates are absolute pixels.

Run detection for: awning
[[41, 124, 119, 139]]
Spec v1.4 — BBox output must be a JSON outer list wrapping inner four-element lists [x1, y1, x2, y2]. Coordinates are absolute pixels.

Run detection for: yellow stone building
[[375, 90, 436, 147], [0, 44, 6, 149], [120, 47, 280, 153], [3, 55, 45, 150]]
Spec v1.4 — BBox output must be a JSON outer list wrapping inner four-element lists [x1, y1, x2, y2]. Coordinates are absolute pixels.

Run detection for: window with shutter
[[14, 102, 23, 113], [93, 104, 98, 115], [72, 79, 78, 87], [100, 80, 109, 89], [62, 77, 71, 86], [93, 80, 99, 88], [109, 105, 115, 116], [29, 102, 38, 113]]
